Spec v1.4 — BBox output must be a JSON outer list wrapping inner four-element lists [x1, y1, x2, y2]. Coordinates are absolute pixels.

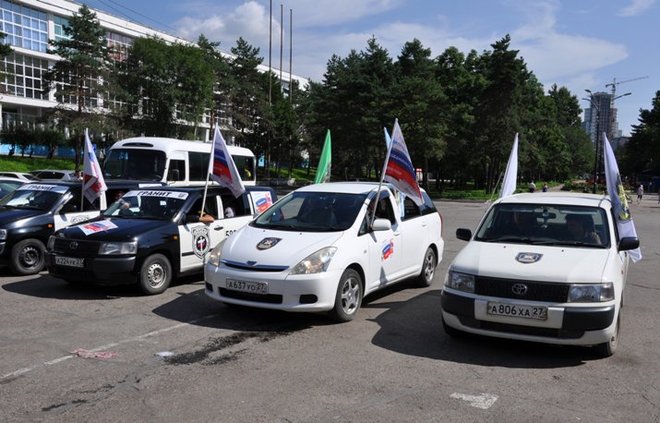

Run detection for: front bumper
[[204, 262, 343, 312], [441, 289, 616, 345], [46, 252, 137, 285]]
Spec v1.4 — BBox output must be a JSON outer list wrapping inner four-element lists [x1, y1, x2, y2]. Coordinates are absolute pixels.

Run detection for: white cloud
[[618, 0, 655, 17]]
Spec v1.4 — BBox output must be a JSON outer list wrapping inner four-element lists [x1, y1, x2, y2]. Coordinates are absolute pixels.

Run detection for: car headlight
[[0, 229, 7, 241], [568, 283, 614, 302], [207, 239, 226, 267], [445, 270, 475, 293], [289, 247, 337, 275], [99, 241, 137, 255], [47, 235, 56, 250]]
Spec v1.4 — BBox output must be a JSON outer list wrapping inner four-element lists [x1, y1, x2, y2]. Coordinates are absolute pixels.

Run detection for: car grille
[[52, 238, 100, 257], [475, 276, 569, 302], [219, 288, 283, 304], [222, 260, 289, 272], [457, 316, 584, 339]]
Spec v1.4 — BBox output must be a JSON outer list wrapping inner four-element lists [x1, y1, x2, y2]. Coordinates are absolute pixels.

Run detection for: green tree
[[119, 37, 214, 137], [393, 39, 447, 189], [621, 91, 660, 176], [42, 5, 111, 169]]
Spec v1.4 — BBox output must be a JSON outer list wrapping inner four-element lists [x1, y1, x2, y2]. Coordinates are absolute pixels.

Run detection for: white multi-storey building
[[0, 0, 306, 153]]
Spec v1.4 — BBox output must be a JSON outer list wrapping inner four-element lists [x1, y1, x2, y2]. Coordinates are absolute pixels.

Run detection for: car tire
[[138, 254, 172, 295], [442, 316, 464, 339], [329, 268, 363, 322], [10, 238, 46, 275], [415, 246, 437, 287], [594, 308, 620, 358]]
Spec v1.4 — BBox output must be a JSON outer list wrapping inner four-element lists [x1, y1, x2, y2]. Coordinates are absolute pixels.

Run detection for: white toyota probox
[[204, 182, 444, 322], [441, 192, 639, 357]]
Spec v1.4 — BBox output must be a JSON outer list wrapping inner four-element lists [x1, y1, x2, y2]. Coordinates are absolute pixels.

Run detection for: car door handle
[[393, 231, 401, 236], [213, 226, 224, 231]]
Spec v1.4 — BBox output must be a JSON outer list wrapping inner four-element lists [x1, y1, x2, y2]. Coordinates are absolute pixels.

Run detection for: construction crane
[[605, 75, 649, 100]]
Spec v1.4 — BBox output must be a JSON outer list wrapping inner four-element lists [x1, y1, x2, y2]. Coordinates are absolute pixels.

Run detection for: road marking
[[1, 313, 217, 382], [450, 392, 498, 409]]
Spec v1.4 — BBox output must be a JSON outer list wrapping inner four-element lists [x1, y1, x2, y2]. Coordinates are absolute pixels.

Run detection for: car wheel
[[10, 238, 46, 275], [138, 254, 172, 295], [442, 316, 464, 339], [594, 308, 620, 357], [416, 246, 437, 287], [329, 268, 363, 322]]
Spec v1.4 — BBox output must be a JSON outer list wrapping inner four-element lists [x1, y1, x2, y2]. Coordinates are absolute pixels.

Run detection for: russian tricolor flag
[[383, 120, 423, 206]]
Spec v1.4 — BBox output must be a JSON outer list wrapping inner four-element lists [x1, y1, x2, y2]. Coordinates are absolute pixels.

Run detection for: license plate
[[486, 302, 547, 320], [225, 279, 268, 295], [55, 256, 84, 268]]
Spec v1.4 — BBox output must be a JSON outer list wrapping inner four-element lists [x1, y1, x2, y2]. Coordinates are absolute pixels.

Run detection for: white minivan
[[204, 182, 444, 321], [441, 192, 640, 357]]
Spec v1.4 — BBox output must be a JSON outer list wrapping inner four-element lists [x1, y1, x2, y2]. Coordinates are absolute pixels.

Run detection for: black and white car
[[0, 181, 162, 275], [46, 185, 276, 294]]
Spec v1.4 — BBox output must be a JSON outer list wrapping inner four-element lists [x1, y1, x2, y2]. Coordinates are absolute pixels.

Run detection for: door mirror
[[371, 218, 391, 231], [456, 228, 472, 241], [618, 236, 639, 251]]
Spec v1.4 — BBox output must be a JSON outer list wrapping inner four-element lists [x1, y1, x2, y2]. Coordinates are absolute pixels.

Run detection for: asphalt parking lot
[[1, 197, 659, 422]]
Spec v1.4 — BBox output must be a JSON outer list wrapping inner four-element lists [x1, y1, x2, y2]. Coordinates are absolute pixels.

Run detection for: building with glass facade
[[0, 0, 305, 149]]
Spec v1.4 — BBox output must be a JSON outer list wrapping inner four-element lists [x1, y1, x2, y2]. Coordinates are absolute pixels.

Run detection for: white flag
[[499, 133, 518, 198], [82, 129, 107, 204], [603, 133, 642, 262]]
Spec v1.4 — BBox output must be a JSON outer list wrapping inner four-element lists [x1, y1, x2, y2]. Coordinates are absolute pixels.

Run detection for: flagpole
[[81, 129, 87, 212], [200, 127, 216, 221], [371, 126, 394, 226]]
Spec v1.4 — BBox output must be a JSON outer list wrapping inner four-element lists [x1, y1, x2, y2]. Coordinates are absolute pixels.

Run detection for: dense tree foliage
[[42, 5, 112, 169], [621, 91, 660, 177]]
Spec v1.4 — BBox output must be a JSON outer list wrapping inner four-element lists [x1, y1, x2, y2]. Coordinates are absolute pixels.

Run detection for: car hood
[[222, 225, 344, 268], [0, 207, 44, 226], [58, 217, 168, 241], [451, 241, 611, 283]]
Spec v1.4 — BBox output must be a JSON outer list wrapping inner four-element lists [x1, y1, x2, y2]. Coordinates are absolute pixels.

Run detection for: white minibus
[[103, 137, 256, 186]]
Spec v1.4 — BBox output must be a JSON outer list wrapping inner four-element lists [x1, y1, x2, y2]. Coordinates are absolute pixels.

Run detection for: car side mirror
[[456, 228, 472, 241], [167, 169, 180, 181], [371, 218, 391, 231], [618, 236, 639, 251]]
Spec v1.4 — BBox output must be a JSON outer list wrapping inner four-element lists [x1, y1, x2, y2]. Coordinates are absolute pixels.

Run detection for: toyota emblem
[[511, 283, 528, 296], [69, 241, 78, 250]]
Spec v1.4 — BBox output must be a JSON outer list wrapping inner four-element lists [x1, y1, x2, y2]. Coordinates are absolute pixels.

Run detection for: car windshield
[[103, 149, 166, 181], [252, 191, 367, 232], [474, 203, 610, 248], [0, 184, 67, 211], [103, 190, 189, 220]]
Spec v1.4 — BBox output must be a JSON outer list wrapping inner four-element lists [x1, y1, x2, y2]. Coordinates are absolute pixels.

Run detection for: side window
[[402, 197, 421, 221], [61, 190, 98, 213], [221, 195, 249, 218], [168, 159, 186, 181], [419, 192, 437, 215], [375, 198, 396, 224], [189, 152, 210, 181], [189, 196, 218, 220]]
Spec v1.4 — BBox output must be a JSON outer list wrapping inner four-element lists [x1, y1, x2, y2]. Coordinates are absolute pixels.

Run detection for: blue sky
[[85, 0, 658, 136]]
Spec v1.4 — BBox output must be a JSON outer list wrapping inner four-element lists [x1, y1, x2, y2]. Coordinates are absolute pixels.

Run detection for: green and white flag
[[314, 129, 332, 184]]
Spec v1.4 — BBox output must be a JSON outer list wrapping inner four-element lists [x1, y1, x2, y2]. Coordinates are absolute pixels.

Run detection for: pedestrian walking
[[637, 184, 644, 204]]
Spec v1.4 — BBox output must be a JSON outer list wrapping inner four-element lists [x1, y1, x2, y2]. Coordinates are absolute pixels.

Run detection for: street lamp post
[[583, 90, 631, 193]]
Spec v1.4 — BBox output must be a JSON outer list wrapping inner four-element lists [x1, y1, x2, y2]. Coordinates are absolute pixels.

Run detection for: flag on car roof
[[603, 133, 642, 262], [383, 119, 423, 206], [499, 133, 519, 198], [82, 128, 107, 204], [314, 129, 332, 184], [209, 126, 245, 198]]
